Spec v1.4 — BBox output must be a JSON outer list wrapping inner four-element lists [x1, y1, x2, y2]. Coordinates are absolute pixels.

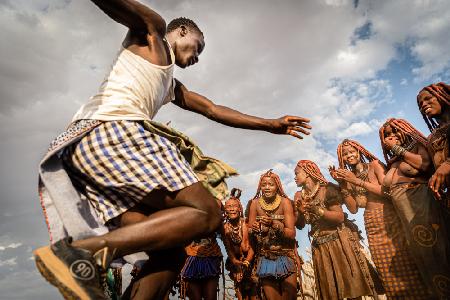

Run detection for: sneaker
[[33, 237, 106, 300]]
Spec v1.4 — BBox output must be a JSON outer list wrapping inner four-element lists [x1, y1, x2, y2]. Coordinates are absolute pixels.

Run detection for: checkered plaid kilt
[[61, 120, 199, 224], [364, 205, 429, 299]]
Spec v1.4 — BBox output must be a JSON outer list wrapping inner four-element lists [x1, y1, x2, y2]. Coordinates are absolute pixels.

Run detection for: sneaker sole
[[34, 246, 91, 300]]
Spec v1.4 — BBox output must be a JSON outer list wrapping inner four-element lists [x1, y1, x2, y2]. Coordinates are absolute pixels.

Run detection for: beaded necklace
[[258, 194, 282, 213], [301, 182, 320, 200], [228, 218, 243, 244], [301, 183, 323, 224]]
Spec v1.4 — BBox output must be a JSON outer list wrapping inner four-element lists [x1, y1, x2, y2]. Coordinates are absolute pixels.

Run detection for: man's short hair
[[167, 17, 203, 36]]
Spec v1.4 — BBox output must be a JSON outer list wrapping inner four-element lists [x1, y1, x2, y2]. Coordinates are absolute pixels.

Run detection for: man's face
[[224, 199, 241, 220], [418, 90, 442, 118], [174, 27, 205, 68], [260, 176, 278, 199], [342, 145, 360, 166]]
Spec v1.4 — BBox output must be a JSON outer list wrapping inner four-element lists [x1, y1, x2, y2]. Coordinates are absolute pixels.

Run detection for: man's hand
[[267, 116, 311, 139], [429, 161, 450, 198]]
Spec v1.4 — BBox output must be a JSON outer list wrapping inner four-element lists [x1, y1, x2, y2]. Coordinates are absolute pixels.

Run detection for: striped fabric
[[364, 205, 429, 299], [62, 120, 198, 223]]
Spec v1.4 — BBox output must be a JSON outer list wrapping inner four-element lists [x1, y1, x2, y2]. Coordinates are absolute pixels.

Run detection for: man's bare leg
[[34, 183, 221, 300], [118, 206, 186, 300], [125, 248, 186, 300], [72, 182, 221, 256]]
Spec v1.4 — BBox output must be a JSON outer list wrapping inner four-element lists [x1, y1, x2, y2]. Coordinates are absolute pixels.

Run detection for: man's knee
[[176, 183, 222, 233], [195, 198, 222, 235]]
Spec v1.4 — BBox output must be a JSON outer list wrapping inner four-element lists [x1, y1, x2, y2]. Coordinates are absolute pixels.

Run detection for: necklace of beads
[[258, 194, 282, 213], [229, 219, 243, 244], [301, 183, 321, 200]]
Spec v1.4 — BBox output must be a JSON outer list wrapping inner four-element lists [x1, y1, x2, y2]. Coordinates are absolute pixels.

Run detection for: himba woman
[[294, 160, 379, 300], [180, 232, 222, 300], [379, 118, 450, 299], [417, 82, 450, 211], [331, 139, 428, 299], [248, 170, 297, 300], [223, 188, 256, 300]]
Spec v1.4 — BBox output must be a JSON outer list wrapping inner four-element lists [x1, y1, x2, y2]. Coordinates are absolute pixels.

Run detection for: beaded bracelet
[[391, 144, 407, 157]]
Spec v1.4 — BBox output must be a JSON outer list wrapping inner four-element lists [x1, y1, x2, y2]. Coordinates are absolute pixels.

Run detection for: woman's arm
[[402, 144, 431, 172], [341, 192, 358, 214], [320, 203, 345, 225], [242, 223, 254, 263], [247, 200, 258, 235], [329, 166, 358, 213], [293, 192, 306, 229], [173, 80, 311, 139], [335, 162, 385, 198], [281, 198, 296, 239]]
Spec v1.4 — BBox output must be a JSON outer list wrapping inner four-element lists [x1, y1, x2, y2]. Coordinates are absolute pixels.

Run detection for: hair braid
[[296, 160, 328, 185], [417, 82, 450, 131], [379, 118, 428, 165], [252, 169, 288, 200], [337, 139, 379, 169]]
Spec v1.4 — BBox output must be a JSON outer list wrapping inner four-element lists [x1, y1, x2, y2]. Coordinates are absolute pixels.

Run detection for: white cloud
[[0, 243, 22, 251], [0, 1, 449, 297], [338, 122, 373, 138], [0, 257, 17, 267]]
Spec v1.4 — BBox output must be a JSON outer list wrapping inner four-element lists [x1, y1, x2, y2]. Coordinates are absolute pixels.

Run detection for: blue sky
[[0, 0, 449, 299]]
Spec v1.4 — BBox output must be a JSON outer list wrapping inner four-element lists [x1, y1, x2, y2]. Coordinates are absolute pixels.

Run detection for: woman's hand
[[251, 221, 261, 234], [429, 161, 450, 198], [328, 165, 341, 182], [294, 197, 304, 214], [303, 201, 314, 213], [335, 168, 358, 185], [257, 216, 273, 227], [272, 220, 284, 232], [383, 136, 397, 150]]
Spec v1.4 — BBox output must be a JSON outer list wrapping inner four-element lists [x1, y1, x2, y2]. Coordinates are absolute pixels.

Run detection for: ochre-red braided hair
[[296, 160, 328, 185], [337, 139, 379, 169], [379, 118, 428, 165], [252, 169, 288, 200], [417, 82, 450, 131]]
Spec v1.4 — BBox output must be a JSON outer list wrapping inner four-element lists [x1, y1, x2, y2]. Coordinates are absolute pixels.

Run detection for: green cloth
[[143, 121, 238, 201]]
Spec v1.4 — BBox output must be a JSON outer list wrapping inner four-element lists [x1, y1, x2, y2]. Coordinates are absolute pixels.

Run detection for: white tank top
[[72, 42, 175, 122]]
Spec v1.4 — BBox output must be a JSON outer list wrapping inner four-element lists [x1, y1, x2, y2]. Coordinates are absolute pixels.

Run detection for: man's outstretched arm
[[90, 0, 166, 36], [173, 80, 311, 139]]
